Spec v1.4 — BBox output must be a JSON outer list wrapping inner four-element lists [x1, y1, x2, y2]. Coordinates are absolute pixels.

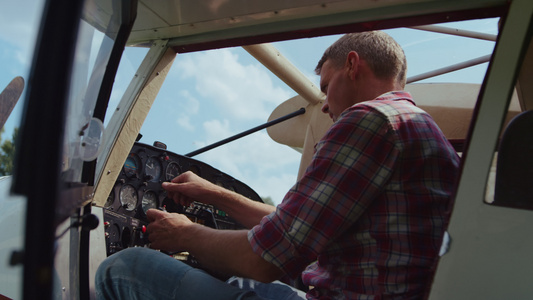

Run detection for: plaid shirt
[[248, 91, 460, 299]]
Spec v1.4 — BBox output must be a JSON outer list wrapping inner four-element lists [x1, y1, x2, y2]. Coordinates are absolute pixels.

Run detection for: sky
[[0, 0, 498, 205]]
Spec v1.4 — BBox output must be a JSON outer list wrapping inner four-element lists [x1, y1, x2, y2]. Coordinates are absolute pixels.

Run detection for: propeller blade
[[0, 76, 25, 130]]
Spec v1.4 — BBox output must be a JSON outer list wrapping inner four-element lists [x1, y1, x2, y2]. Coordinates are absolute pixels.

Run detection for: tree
[[0, 127, 18, 176]]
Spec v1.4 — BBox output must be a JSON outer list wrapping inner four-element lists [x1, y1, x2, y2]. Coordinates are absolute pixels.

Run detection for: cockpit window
[[62, 0, 123, 182]]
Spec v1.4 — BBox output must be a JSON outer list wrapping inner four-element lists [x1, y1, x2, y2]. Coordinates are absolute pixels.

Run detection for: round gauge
[[123, 153, 142, 178], [165, 162, 181, 181], [145, 156, 162, 182], [105, 190, 115, 208], [119, 184, 138, 211], [141, 191, 158, 214]]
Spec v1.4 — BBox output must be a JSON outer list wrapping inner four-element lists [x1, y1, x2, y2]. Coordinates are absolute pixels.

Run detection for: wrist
[[182, 221, 217, 255]]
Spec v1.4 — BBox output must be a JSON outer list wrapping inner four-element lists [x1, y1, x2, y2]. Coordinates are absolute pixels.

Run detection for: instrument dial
[[145, 156, 162, 182], [165, 161, 181, 181], [123, 153, 141, 178], [141, 191, 158, 214], [119, 184, 138, 211]]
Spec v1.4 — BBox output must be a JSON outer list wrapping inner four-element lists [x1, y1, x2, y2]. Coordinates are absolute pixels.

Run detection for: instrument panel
[[103, 142, 263, 261]]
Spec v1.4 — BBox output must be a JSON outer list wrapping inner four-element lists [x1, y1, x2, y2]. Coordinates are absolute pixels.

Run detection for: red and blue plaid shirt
[[249, 91, 460, 299]]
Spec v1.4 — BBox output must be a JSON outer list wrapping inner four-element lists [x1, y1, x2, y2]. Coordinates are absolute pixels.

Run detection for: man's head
[[315, 31, 407, 121]]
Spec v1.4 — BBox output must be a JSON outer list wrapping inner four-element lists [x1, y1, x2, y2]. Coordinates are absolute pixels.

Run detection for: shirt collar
[[374, 91, 416, 105]]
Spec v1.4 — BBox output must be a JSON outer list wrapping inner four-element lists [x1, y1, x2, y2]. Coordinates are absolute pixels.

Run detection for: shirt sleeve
[[248, 105, 400, 279]]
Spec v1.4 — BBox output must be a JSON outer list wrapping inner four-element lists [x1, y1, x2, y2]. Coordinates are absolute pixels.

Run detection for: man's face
[[319, 59, 355, 122]]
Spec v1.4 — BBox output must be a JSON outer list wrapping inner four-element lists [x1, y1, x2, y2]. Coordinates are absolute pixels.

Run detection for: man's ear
[[345, 51, 359, 80]]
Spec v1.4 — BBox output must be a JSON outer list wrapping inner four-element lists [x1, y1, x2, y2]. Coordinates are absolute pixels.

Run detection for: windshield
[[62, 0, 121, 182], [111, 18, 499, 206]]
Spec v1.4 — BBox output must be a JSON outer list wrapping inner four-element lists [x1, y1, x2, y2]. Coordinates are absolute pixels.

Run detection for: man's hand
[[146, 209, 194, 252], [163, 171, 223, 207], [146, 208, 283, 283], [163, 171, 277, 229]]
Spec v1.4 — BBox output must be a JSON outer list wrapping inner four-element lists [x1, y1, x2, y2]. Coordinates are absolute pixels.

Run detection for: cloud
[[113, 37, 307, 207], [171, 91, 199, 132], [163, 47, 304, 205], [0, 0, 43, 66], [202, 119, 232, 142], [176, 89, 200, 115], [176, 115, 194, 132], [194, 118, 301, 205], [174, 49, 293, 122]]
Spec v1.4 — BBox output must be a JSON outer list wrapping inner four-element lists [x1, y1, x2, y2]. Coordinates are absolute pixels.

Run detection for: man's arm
[[146, 209, 283, 282], [163, 171, 276, 228]]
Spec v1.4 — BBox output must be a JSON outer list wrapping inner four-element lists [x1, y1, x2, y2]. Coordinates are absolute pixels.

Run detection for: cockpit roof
[[122, 0, 507, 52]]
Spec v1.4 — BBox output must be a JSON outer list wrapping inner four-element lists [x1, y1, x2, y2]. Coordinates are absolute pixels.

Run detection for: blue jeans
[[95, 247, 307, 300]]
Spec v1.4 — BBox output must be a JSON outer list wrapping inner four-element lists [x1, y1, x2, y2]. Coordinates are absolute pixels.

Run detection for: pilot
[[96, 31, 460, 299]]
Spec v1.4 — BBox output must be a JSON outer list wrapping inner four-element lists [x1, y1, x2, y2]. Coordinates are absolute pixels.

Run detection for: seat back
[[494, 110, 533, 209]]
